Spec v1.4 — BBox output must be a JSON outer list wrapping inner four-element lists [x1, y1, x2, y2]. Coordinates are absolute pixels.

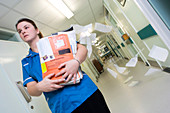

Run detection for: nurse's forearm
[[75, 44, 88, 64], [27, 81, 43, 96]]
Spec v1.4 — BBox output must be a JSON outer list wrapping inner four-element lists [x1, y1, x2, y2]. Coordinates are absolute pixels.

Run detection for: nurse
[[16, 18, 110, 113]]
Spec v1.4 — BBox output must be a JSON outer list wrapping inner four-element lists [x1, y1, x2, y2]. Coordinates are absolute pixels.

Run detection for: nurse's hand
[[38, 73, 65, 92], [55, 59, 80, 84]]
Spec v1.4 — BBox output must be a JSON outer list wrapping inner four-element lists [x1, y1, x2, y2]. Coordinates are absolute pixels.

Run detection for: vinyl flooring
[[91, 58, 170, 113]]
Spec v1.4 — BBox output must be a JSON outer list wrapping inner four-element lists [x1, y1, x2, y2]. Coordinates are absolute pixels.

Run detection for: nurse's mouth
[[24, 35, 29, 38]]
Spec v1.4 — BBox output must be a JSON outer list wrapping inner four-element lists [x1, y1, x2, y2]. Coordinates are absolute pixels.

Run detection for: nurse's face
[[17, 21, 39, 43]]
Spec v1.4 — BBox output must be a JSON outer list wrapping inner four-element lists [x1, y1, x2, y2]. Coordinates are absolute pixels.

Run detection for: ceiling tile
[[32, 20, 59, 37], [58, 18, 77, 31], [0, 0, 105, 37], [0, 0, 21, 8], [89, 0, 104, 23], [34, 21, 46, 31], [89, 0, 103, 7], [48, 18, 66, 29], [0, 5, 10, 18], [79, 16, 95, 25], [90, 0, 103, 11], [14, 0, 48, 18], [74, 7, 95, 25], [63, 0, 89, 14], [0, 10, 28, 31], [35, 6, 62, 24], [41, 26, 57, 37], [93, 7, 104, 21], [96, 16, 105, 24]]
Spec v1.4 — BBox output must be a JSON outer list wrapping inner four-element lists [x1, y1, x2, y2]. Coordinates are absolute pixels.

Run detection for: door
[[0, 40, 51, 113]]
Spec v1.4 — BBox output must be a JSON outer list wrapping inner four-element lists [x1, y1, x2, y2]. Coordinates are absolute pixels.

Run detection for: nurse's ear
[[36, 28, 40, 35], [36, 29, 43, 38]]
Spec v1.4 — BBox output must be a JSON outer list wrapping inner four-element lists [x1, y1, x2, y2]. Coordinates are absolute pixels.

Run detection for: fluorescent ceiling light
[[48, 0, 74, 19]]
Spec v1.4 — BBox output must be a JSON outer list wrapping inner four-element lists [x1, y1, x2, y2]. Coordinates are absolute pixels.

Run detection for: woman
[[16, 18, 110, 113]]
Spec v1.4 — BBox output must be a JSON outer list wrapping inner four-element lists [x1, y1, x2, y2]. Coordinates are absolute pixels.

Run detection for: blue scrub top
[[22, 49, 97, 113]]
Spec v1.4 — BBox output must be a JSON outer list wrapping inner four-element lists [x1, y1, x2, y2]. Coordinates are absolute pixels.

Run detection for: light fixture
[[48, 0, 74, 19]]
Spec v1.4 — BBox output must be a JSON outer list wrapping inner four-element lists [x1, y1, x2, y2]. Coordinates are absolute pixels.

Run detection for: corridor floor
[[91, 58, 170, 113]]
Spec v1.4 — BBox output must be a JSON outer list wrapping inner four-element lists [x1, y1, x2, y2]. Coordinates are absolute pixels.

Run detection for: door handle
[[16, 81, 32, 103]]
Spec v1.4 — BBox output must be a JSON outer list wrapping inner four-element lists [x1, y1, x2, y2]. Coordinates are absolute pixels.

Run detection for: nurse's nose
[[21, 29, 26, 35]]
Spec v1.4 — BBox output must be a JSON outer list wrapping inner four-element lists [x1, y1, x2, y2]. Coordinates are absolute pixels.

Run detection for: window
[[148, 0, 170, 29]]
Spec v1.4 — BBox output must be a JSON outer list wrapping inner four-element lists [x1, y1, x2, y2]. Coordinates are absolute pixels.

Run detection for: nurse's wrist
[[73, 58, 80, 66]]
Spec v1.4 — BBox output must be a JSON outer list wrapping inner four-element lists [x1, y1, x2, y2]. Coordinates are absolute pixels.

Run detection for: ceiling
[[0, 0, 105, 38]]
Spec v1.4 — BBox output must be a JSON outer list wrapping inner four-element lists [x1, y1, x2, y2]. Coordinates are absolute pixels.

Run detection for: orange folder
[[39, 34, 81, 85]]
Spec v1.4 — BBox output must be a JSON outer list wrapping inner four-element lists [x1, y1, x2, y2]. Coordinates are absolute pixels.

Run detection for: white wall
[[104, 0, 170, 67], [121, 0, 170, 67]]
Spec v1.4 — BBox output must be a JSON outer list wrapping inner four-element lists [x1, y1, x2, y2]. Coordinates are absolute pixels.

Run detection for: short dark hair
[[16, 18, 43, 38]]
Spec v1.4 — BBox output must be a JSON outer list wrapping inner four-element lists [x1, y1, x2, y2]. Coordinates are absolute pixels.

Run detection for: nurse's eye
[[25, 26, 29, 29], [18, 30, 22, 34]]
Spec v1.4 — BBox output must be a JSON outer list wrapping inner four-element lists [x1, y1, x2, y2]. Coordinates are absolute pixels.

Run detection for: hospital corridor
[[0, 0, 170, 113]]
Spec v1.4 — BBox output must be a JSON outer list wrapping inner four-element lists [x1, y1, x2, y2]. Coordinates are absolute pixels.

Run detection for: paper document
[[94, 23, 112, 33], [128, 81, 139, 87], [125, 55, 138, 67], [58, 30, 77, 57], [124, 76, 133, 84], [114, 64, 127, 74], [37, 34, 83, 85], [79, 37, 87, 44], [122, 70, 130, 76], [72, 23, 92, 34], [107, 68, 118, 78], [148, 45, 169, 62], [144, 68, 162, 76], [87, 44, 92, 58]]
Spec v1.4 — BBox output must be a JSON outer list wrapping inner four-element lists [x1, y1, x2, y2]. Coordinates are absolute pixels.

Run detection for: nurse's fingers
[[55, 69, 66, 77], [52, 78, 65, 84], [51, 84, 64, 90], [45, 73, 55, 79], [73, 73, 77, 84], [58, 62, 66, 69], [65, 74, 73, 82]]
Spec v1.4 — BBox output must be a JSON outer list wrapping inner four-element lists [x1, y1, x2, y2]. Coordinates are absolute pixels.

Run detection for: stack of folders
[[36, 31, 83, 85]]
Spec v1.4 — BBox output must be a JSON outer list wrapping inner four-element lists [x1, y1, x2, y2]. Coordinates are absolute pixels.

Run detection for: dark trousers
[[72, 89, 111, 113]]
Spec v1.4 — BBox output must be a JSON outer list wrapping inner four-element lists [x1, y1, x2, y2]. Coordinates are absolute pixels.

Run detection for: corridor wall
[[104, 0, 170, 67]]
